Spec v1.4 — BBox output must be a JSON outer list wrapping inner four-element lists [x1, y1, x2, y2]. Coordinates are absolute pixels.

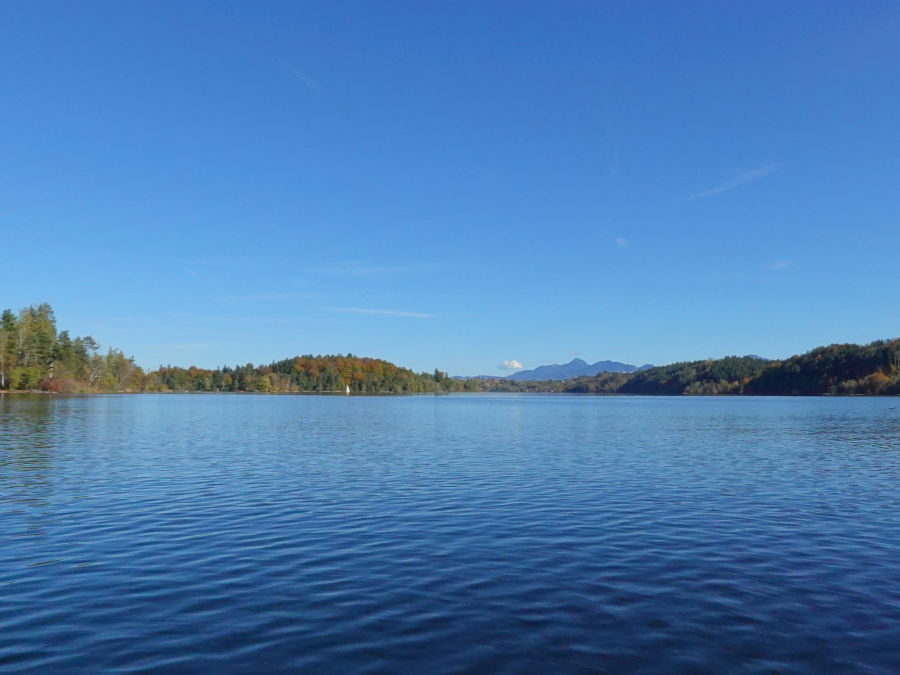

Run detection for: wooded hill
[[0, 303, 466, 393], [609, 341, 900, 395], [150, 356, 467, 394], [1, 303, 898, 395]]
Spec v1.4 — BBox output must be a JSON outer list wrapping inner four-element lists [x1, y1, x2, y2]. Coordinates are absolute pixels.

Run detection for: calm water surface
[[1, 394, 899, 673]]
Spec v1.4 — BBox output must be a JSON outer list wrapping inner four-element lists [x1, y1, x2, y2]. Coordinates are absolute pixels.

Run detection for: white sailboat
[[345, 385, 350, 395]]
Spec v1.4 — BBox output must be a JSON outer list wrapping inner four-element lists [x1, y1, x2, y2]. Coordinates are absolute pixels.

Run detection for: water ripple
[[1, 394, 899, 672]]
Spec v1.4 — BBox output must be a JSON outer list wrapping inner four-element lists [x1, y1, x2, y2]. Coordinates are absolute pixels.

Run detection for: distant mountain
[[453, 358, 652, 381], [451, 375, 504, 381], [507, 358, 650, 381]]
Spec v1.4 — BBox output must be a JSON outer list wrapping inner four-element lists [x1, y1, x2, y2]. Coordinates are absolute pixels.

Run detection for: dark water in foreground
[[1, 394, 899, 673]]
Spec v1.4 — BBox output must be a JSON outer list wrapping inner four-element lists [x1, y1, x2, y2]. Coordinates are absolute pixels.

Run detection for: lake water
[[1, 394, 899, 673]]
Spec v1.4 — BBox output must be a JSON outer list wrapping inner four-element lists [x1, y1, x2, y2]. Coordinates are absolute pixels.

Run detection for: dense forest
[[0, 303, 469, 393], [1, 303, 898, 395], [0, 303, 139, 393], [149, 357, 471, 394], [562, 344, 900, 396]]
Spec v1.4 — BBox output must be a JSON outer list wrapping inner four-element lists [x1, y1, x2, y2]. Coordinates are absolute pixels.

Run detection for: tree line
[[605, 342, 900, 395], [1, 303, 137, 392], [2, 303, 898, 395], [147, 357, 469, 394], [476, 343, 900, 396], [0, 303, 468, 393]]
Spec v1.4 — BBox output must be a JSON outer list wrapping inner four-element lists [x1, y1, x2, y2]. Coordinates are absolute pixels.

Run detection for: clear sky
[[2, 1, 898, 376]]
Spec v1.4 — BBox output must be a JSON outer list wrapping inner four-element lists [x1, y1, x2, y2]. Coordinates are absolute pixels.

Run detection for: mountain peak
[[507, 357, 649, 381]]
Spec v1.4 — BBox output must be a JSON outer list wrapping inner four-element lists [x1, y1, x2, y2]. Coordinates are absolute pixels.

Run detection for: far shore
[[2, 389, 896, 398]]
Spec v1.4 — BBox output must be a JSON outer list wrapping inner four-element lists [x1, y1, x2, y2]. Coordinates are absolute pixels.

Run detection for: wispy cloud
[[207, 292, 315, 303], [182, 256, 274, 271], [328, 306, 434, 319], [312, 261, 438, 277], [615, 237, 629, 249], [608, 134, 621, 176], [166, 343, 216, 351], [766, 259, 791, 271], [282, 62, 321, 94], [501, 359, 523, 370], [689, 165, 777, 199], [160, 312, 324, 325]]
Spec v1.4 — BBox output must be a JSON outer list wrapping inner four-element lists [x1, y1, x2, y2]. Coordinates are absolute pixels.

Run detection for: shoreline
[[2, 389, 896, 398]]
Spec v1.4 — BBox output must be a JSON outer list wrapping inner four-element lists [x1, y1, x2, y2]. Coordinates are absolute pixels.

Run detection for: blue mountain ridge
[[456, 358, 653, 381]]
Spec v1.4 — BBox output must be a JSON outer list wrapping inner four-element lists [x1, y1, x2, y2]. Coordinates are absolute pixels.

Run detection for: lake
[[2, 394, 899, 673]]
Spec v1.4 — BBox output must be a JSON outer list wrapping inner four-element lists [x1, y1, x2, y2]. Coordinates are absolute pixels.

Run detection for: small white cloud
[[766, 259, 791, 270], [501, 359, 523, 370], [615, 237, 629, 249]]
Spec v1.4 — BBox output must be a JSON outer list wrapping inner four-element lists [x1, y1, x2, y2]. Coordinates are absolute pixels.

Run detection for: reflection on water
[[0, 394, 57, 509], [1, 394, 899, 672]]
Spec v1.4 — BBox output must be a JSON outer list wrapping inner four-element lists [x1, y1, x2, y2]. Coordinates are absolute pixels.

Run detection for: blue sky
[[2, 1, 898, 375]]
